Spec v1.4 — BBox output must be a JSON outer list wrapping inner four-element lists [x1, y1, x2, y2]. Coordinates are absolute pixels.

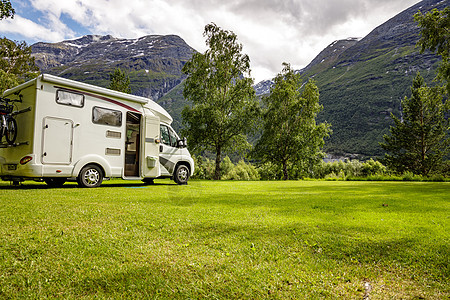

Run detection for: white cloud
[[0, 15, 72, 42], [6, 0, 421, 81]]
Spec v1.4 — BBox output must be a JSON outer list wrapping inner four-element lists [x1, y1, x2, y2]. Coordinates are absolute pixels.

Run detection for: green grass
[[0, 180, 448, 299]]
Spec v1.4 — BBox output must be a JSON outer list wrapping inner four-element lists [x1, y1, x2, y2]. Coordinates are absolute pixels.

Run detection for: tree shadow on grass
[[69, 262, 250, 299], [66, 220, 449, 299], [181, 220, 449, 283]]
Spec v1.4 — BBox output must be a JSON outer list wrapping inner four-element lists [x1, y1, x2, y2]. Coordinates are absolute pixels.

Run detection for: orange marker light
[[20, 156, 32, 165]]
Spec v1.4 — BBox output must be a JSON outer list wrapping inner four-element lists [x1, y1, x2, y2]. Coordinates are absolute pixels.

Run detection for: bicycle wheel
[[5, 117, 17, 145], [0, 120, 3, 143]]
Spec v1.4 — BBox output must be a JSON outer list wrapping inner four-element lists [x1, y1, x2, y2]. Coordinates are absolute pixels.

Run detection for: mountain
[[254, 80, 274, 96], [302, 37, 361, 74], [32, 34, 195, 100], [30, 0, 446, 158], [295, 0, 446, 157]]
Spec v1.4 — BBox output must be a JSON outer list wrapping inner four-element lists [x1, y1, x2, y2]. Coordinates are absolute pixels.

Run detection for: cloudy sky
[[1, 0, 421, 81]]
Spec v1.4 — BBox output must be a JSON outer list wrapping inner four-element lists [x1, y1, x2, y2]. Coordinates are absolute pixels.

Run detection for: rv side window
[[56, 90, 84, 107], [92, 106, 122, 127], [160, 125, 171, 146], [168, 127, 178, 147], [160, 125, 178, 147]]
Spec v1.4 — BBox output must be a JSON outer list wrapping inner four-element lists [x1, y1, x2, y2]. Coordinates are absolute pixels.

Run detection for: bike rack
[[11, 106, 31, 116], [0, 106, 32, 147]]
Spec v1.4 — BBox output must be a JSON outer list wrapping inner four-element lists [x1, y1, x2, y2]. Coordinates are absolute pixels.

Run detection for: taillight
[[20, 156, 33, 165]]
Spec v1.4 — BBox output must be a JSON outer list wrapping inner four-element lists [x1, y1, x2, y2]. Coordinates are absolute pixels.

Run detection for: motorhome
[[0, 74, 194, 187]]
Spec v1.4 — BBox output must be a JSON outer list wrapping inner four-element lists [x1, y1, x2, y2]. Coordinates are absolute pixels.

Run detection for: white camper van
[[0, 74, 194, 187]]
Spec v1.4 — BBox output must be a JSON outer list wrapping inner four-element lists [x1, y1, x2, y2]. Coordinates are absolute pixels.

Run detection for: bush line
[[192, 156, 449, 181]]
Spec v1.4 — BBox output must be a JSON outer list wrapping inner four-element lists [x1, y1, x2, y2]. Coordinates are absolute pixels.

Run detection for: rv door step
[[0, 141, 29, 148], [123, 177, 144, 181]]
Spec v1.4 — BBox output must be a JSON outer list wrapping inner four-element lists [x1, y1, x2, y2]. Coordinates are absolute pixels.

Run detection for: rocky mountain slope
[[296, 0, 446, 157], [32, 34, 195, 100], [302, 38, 360, 74], [253, 38, 359, 97]]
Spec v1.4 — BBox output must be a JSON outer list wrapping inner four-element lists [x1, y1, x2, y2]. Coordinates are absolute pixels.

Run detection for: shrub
[[313, 159, 386, 179], [256, 162, 283, 180], [361, 159, 387, 176], [427, 174, 445, 182], [223, 160, 260, 181], [192, 156, 445, 181], [402, 171, 423, 181], [191, 155, 215, 179], [192, 156, 260, 180], [324, 170, 346, 181]]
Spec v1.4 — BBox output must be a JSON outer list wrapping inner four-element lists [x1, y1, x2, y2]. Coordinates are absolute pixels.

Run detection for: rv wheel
[[44, 177, 66, 187], [77, 164, 103, 188], [174, 164, 189, 185]]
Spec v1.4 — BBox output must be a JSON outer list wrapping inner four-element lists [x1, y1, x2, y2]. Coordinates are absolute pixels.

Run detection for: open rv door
[[141, 114, 161, 178]]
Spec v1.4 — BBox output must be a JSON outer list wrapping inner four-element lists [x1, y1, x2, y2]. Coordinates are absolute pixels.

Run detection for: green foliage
[[182, 23, 259, 179], [108, 68, 131, 94], [193, 156, 431, 182], [0, 38, 38, 93], [191, 155, 214, 179], [256, 158, 388, 182], [0, 38, 36, 75], [0, 69, 18, 94], [192, 156, 259, 181], [256, 162, 284, 180], [253, 63, 331, 180], [380, 73, 449, 176], [401, 171, 422, 182], [415, 7, 450, 93], [222, 159, 260, 181], [415, 7, 450, 59], [0, 0, 14, 20], [313, 159, 386, 180], [361, 158, 387, 176]]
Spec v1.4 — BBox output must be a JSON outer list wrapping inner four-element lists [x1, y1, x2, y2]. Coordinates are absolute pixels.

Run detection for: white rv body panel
[[0, 74, 194, 186]]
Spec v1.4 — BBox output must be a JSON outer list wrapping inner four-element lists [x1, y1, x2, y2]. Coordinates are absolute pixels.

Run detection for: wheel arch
[[174, 160, 192, 176], [173, 161, 191, 185], [72, 155, 111, 178]]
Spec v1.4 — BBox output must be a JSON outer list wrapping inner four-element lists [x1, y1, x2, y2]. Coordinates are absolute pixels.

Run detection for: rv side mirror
[[177, 137, 187, 148]]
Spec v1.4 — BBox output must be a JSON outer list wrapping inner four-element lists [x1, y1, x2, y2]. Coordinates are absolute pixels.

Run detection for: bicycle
[[0, 97, 18, 145]]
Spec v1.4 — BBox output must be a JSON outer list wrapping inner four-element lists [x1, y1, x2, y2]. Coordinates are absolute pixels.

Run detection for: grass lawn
[[0, 180, 448, 299]]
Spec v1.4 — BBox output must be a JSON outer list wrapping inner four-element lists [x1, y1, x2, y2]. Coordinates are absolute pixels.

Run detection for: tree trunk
[[420, 103, 427, 176], [214, 147, 222, 180], [282, 160, 289, 180]]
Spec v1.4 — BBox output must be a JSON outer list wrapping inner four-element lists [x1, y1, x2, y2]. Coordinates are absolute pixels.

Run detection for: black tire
[[5, 117, 17, 145], [77, 164, 103, 188], [142, 178, 155, 185], [173, 164, 190, 185], [44, 177, 66, 187]]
